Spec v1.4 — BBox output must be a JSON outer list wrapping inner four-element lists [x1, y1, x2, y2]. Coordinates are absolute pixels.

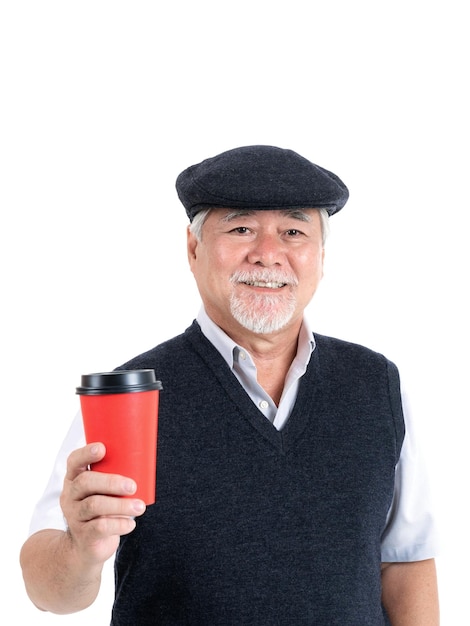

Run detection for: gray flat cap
[[176, 145, 349, 221]]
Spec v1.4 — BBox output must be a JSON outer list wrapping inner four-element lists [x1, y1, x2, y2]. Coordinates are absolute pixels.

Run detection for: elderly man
[[20, 145, 439, 624]]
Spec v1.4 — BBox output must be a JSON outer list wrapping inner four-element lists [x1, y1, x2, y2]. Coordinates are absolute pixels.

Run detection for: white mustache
[[230, 270, 298, 287]]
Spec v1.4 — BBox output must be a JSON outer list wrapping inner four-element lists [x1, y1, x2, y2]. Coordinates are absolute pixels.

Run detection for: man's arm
[[381, 559, 439, 625], [20, 528, 105, 613], [20, 443, 146, 614]]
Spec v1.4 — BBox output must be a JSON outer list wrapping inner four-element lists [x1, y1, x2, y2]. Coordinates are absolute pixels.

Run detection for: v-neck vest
[[112, 321, 404, 625]]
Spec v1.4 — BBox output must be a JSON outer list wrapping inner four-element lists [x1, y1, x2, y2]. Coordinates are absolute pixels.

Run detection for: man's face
[[187, 208, 325, 337]]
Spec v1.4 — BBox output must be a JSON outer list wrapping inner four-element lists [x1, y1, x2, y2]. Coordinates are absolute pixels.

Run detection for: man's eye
[[286, 229, 301, 236], [231, 227, 249, 234]]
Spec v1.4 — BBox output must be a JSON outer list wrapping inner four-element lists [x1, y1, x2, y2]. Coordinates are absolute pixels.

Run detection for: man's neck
[[210, 312, 302, 405]]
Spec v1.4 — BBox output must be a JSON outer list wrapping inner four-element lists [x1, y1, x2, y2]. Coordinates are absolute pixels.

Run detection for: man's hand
[[20, 442, 146, 614], [61, 442, 146, 567]]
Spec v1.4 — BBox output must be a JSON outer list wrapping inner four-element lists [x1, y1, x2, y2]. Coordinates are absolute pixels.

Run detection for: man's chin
[[230, 293, 297, 334], [231, 310, 294, 335]]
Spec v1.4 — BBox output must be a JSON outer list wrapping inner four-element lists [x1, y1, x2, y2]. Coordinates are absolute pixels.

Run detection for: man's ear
[[187, 226, 198, 263]]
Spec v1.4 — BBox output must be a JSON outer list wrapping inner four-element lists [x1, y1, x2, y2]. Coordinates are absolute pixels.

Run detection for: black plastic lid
[[76, 369, 163, 395]]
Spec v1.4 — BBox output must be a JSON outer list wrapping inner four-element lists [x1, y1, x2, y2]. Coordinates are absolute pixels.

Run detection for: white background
[[1, 1, 468, 623]]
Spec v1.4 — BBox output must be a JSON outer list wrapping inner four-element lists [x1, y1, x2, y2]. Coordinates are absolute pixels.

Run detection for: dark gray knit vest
[[111, 321, 404, 625]]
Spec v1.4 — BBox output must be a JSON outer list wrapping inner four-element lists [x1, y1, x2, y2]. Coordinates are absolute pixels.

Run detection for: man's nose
[[246, 233, 284, 266]]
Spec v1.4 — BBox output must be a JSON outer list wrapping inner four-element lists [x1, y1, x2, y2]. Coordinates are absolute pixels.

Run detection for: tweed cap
[[176, 145, 348, 221]]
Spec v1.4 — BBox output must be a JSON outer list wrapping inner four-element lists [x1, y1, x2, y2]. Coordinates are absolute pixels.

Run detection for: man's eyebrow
[[220, 210, 255, 223], [220, 209, 312, 223], [281, 209, 312, 222]]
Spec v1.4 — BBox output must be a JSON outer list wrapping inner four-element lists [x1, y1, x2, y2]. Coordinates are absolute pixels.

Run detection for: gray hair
[[189, 207, 330, 245]]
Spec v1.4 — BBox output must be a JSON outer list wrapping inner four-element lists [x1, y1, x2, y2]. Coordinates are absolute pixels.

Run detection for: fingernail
[[124, 479, 137, 494], [133, 500, 146, 513], [90, 444, 100, 456]]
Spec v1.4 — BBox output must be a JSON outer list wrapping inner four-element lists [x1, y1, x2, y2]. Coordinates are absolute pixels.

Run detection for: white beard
[[229, 270, 298, 334]]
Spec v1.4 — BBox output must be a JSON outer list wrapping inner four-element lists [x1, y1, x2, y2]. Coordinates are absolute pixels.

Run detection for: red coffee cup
[[76, 369, 162, 504]]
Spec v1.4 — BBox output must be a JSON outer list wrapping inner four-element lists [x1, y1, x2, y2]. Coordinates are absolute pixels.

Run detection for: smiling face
[[187, 208, 325, 340]]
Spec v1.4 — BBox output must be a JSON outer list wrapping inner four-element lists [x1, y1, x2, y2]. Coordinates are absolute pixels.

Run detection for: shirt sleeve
[[28, 411, 86, 536], [381, 387, 440, 562]]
